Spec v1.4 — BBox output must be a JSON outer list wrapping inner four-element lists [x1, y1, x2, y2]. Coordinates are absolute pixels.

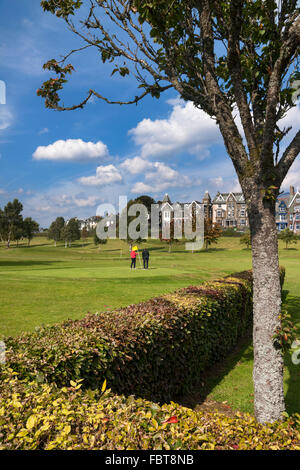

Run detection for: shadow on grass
[[201, 248, 227, 253], [157, 247, 228, 254], [175, 331, 253, 411], [2, 241, 52, 249], [148, 247, 168, 252], [282, 293, 300, 415], [0, 260, 62, 267]]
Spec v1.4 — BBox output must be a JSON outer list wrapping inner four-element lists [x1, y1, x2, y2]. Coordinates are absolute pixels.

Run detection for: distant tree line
[[48, 217, 81, 247], [0, 199, 39, 248]]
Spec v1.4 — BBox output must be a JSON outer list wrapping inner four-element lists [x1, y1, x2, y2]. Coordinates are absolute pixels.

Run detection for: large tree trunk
[[247, 189, 285, 423]]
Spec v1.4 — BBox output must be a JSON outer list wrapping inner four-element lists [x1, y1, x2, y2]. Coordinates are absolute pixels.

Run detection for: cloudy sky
[[0, 1, 299, 227]]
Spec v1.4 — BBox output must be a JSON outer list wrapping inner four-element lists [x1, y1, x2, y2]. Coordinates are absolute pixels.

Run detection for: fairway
[[0, 236, 299, 415], [0, 237, 252, 337]]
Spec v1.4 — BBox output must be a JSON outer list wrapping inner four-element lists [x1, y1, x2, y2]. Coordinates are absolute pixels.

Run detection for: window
[[296, 213, 300, 221], [296, 198, 300, 203], [280, 215, 286, 221], [240, 219, 246, 225], [164, 211, 170, 219], [296, 223, 300, 230], [240, 210, 245, 216], [217, 210, 222, 217], [290, 214, 293, 221]]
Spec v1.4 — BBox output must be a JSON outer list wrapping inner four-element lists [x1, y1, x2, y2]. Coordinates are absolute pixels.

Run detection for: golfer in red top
[[130, 249, 137, 269]]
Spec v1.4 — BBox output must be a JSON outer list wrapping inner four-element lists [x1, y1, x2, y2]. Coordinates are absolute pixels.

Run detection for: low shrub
[[0, 371, 298, 450], [4, 268, 285, 403]]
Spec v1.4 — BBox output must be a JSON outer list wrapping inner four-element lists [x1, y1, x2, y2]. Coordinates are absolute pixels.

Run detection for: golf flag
[[132, 245, 138, 251]]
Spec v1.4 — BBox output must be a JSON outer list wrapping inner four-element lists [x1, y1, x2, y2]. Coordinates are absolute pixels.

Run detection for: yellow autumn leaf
[[26, 415, 37, 430], [63, 425, 71, 435], [101, 379, 107, 393], [153, 418, 159, 429], [46, 441, 57, 450], [16, 429, 29, 438]]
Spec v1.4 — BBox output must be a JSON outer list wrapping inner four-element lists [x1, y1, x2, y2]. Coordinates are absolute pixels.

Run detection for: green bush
[[4, 268, 285, 403], [0, 370, 298, 450]]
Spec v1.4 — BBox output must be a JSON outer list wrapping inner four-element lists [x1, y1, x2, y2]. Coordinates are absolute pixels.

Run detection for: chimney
[[290, 185, 295, 196]]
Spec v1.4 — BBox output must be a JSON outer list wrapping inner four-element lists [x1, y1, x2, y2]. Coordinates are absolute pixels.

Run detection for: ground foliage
[[0, 369, 299, 450]]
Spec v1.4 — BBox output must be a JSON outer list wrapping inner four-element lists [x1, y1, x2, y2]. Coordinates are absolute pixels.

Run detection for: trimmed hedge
[[4, 268, 285, 403], [0, 371, 298, 450]]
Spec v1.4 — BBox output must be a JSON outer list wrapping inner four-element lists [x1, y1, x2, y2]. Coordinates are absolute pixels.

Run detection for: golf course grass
[[0, 236, 299, 415]]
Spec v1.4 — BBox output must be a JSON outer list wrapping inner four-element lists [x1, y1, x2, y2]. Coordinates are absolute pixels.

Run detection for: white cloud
[[131, 161, 191, 194], [38, 127, 49, 135], [131, 182, 154, 194], [277, 102, 300, 187], [0, 107, 13, 131], [120, 156, 153, 174], [208, 176, 241, 193], [129, 100, 222, 159], [78, 164, 122, 186], [33, 139, 109, 162], [73, 196, 98, 207], [22, 179, 107, 226], [144, 162, 180, 182], [278, 103, 300, 141], [131, 180, 183, 194], [282, 158, 300, 190]]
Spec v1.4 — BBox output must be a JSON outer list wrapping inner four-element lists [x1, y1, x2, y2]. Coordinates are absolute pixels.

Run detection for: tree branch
[[195, 0, 249, 176], [261, 13, 300, 164], [276, 130, 300, 182], [227, 0, 258, 159], [49, 84, 173, 111]]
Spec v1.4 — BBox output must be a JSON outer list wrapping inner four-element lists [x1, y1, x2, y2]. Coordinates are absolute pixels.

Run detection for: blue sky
[[0, 1, 299, 227]]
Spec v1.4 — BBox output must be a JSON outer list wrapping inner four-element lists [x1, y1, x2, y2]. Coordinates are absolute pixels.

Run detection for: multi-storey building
[[148, 189, 300, 234], [158, 193, 205, 232], [158, 192, 248, 232], [276, 186, 300, 234], [69, 216, 101, 231], [212, 192, 248, 230], [288, 188, 300, 234]]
